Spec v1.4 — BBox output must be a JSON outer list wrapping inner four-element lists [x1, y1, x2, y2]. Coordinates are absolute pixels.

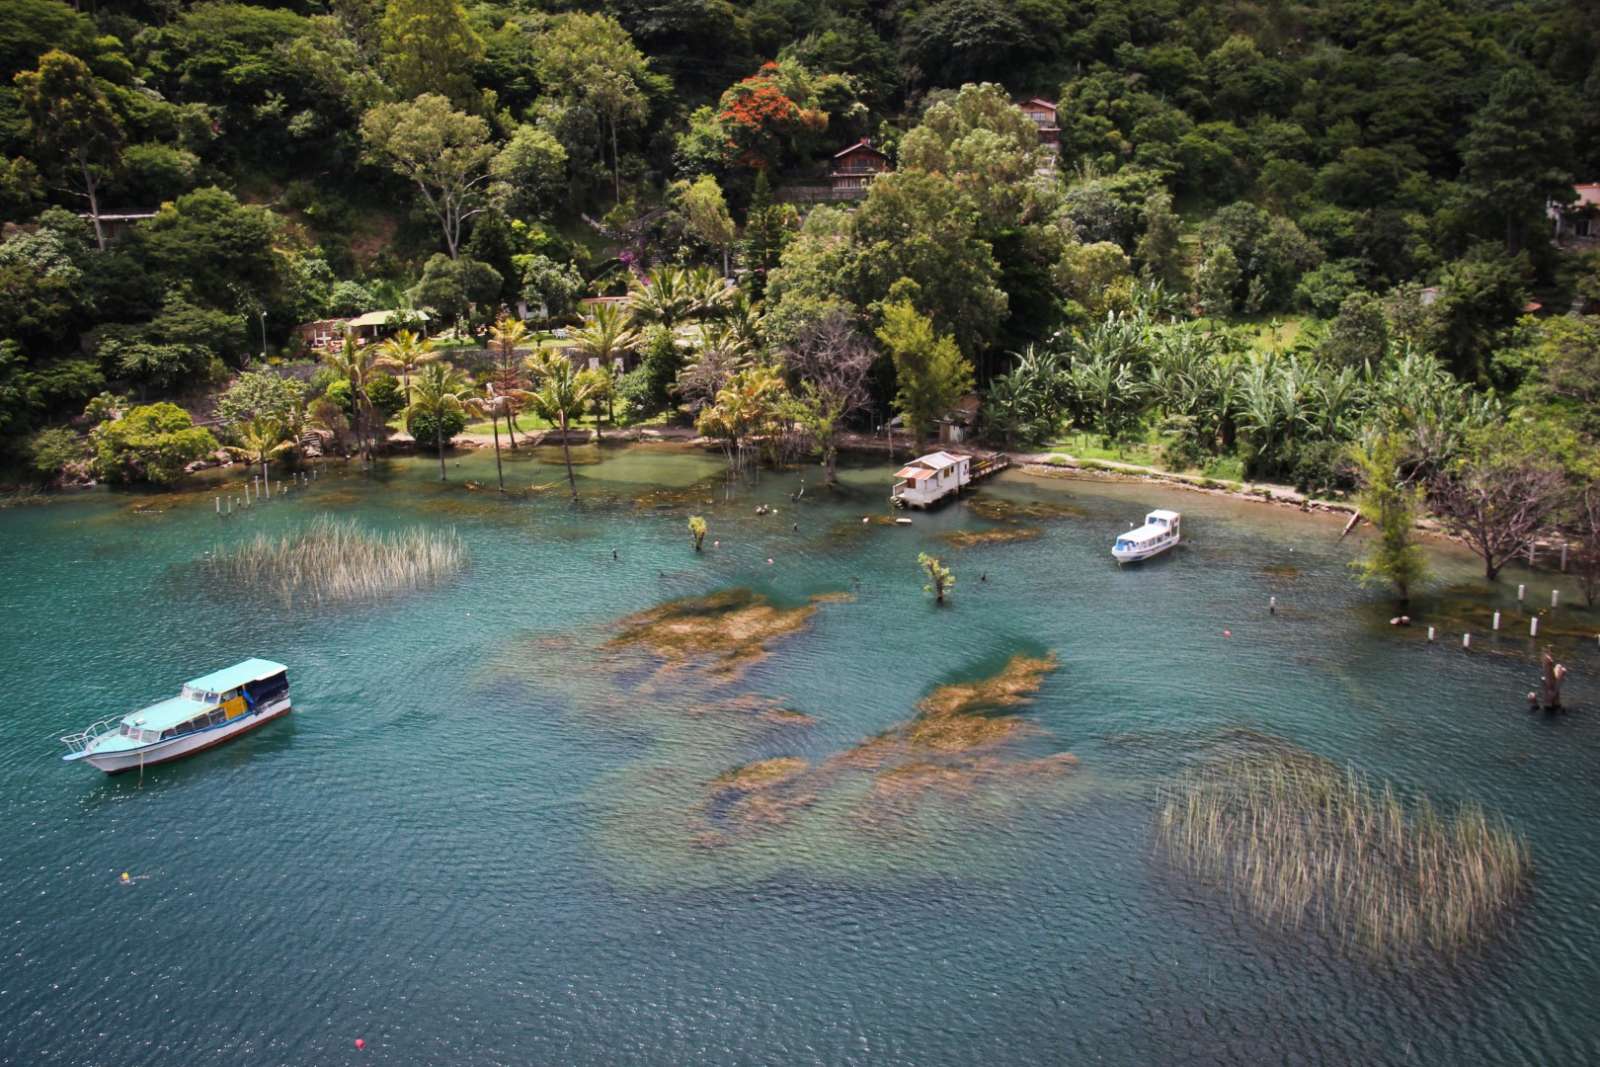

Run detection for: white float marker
[[1428, 626, 1436, 642], [1462, 633, 1471, 648], [1531, 617, 1540, 637], [1518, 583, 1526, 602], [1552, 589, 1560, 608], [1493, 612, 1501, 630]]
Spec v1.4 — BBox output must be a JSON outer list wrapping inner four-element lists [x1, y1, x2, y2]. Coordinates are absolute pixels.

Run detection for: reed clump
[[1157, 755, 1531, 957], [204, 514, 466, 604]]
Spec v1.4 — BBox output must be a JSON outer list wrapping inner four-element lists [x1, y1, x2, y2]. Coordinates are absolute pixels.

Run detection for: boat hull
[[1113, 541, 1177, 564], [83, 698, 291, 773]]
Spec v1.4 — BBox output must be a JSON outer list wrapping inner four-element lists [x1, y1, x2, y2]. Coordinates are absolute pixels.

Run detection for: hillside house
[[293, 309, 430, 351], [1018, 99, 1060, 152], [1549, 183, 1600, 245], [77, 211, 156, 244], [937, 394, 981, 446], [828, 139, 892, 198]]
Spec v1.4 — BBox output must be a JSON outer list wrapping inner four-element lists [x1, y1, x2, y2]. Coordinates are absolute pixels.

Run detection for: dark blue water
[[3, 445, 1599, 1066]]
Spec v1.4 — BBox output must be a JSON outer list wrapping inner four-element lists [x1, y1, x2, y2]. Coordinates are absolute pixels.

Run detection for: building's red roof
[[895, 467, 934, 481], [1574, 183, 1600, 208], [1020, 98, 1057, 112]]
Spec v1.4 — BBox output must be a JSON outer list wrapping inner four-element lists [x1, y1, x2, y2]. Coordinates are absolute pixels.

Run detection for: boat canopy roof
[[184, 658, 287, 693], [1147, 509, 1181, 522], [124, 694, 212, 731]]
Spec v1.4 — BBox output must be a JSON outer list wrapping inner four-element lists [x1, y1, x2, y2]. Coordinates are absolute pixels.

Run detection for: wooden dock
[[969, 454, 1010, 481]]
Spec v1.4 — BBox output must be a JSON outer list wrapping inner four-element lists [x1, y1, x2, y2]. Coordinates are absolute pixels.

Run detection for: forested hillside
[[5, 0, 1600, 513]]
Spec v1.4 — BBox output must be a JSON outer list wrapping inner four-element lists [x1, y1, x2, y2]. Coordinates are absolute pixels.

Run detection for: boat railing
[[58, 717, 122, 754]]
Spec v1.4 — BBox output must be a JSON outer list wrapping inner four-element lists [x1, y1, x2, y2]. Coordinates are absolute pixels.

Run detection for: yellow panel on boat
[[223, 696, 246, 720]]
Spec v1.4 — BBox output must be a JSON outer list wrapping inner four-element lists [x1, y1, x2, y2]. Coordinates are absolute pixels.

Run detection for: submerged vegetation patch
[[608, 588, 837, 675], [698, 757, 818, 842], [695, 654, 1075, 843], [1157, 753, 1531, 957], [939, 527, 1044, 549], [202, 514, 466, 605], [966, 496, 1084, 523]]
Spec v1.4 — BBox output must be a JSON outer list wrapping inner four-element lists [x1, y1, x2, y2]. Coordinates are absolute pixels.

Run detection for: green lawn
[[1041, 429, 1247, 483]]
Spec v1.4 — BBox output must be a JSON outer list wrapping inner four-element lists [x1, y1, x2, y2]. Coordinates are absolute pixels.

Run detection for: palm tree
[[404, 362, 470, 481], [465, 384, 518, 493], [572, 304, 639, 430], [322, 331, 381, 466], [572, 302, 641, 373], [375, 330, 437, 397], [628, 266, 696, 331], [487, 314, 530, 448], [722, 291, 765, 352], [685, 265, 733, 321], [524, 350, 610, 497], [239, 416, 286, 496]]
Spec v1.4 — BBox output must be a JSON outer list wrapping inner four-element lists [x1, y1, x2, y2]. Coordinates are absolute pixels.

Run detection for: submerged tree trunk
[[1541, 649, 1566, 709], [490, 413, 504, 492], [560, 412, 577, 498], [260, 457, 270, 497], [436, 424, 446, 481], [824, 442, 838, 486]]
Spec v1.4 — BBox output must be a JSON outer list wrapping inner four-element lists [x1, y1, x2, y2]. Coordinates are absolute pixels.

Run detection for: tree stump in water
[[1541, 648, 1568, 711]]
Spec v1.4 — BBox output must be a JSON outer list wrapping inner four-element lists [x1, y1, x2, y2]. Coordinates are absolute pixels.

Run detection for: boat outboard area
[[60, 658, 291, 773], [1112, 509, 1182, 564]]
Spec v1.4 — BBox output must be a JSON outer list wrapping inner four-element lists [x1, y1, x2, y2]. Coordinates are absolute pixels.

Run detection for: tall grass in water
[[1157, 755, 1530, 957], [205, 515, 466, 605]]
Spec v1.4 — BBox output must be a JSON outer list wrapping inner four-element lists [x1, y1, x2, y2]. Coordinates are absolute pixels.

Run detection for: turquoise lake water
[[4, 443, 1600, 1065]]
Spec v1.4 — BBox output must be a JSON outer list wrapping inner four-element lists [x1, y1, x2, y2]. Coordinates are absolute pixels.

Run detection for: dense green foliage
[[4, 0, 1600, 579]]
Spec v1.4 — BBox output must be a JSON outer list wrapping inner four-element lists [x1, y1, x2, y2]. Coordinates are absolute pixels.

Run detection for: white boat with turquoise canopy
[[60, 659, 291, 774]]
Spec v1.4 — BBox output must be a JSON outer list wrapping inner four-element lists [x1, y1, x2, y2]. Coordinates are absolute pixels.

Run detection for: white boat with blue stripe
[[60, 659, 291, 774], [1112, 509, 1182, 564]]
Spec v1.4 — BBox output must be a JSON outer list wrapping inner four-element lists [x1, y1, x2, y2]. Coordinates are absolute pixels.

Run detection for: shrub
[[406, 407, 467, 451], [29, 426, 82, 483], [366, 374, 405, 420], [215, 369, 306, 429], [91, 402, 218, 484]]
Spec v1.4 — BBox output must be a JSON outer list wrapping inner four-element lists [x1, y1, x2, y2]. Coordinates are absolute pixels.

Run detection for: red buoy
[[1222, 629, 1232, 637], [354, 1038, 365, 1050]]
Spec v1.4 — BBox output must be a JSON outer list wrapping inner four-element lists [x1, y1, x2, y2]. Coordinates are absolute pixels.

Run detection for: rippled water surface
[[4, 445, 1600, 1066]]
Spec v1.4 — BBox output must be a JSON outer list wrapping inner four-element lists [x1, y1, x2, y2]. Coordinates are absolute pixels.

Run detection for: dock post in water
[[1427, 626, 1435, 642], [1552, 589, 1560, 608], [1493, 611, 1501, 630], [1531, 617, 1540, 637], [1463, 633, 1471, 649], [1518, 583, 1526, 602], [1269, 596, 1276, 615]]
